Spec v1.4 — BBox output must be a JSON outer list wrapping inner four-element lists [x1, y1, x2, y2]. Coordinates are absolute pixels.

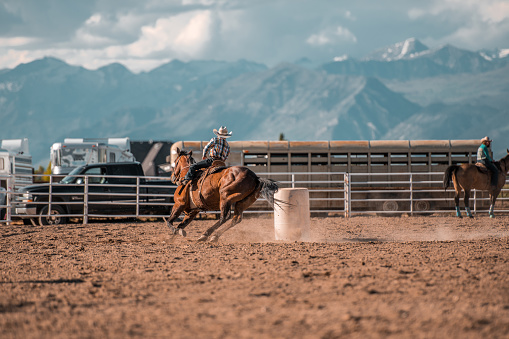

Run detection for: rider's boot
[[181, 171, 193, 186]]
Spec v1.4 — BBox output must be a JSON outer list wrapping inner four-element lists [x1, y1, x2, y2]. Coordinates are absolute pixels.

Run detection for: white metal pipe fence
[[1, 172, 508, 225]]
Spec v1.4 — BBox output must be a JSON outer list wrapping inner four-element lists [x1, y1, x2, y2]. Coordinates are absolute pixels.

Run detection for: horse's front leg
[[489, 191, 499, 218], [174, 209, 200, 237], [164, 203, 187, 235]]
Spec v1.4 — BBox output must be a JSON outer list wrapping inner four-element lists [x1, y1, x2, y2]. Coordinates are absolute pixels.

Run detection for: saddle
[[475, 162, 489, 174], [475, 161, 501, 174], [188, 160, 229, 210], [197, 160, 228, 179]]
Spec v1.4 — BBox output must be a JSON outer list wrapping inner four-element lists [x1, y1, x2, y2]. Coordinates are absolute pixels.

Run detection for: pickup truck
[[15, 162, 176, 226]]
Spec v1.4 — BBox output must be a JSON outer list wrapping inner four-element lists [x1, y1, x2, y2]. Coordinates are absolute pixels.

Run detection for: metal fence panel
[[1, 172, 508, 225]]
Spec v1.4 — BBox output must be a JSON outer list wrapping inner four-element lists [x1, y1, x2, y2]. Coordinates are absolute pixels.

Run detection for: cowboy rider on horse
[[477, 136, 498, 190], [181, 126, 232, 186]]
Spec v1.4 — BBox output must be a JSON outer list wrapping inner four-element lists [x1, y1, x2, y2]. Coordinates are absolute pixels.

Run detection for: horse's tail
[[443, 165, 459, 190], [257, 177, 279, 208]]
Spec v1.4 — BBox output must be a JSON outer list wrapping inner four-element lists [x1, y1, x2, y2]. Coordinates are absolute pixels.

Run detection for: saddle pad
[[475, 163, 489, 174], [196, 165, 228, 179], [210, 166, 228, 174], [211, 160, 226, 167]]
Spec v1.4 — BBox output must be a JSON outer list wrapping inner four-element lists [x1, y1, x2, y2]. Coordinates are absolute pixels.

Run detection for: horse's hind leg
[[209, 190, 259, 243], [463, 189, 473, 218], [209, 213, 242, 243], [196, 201, 233, 242], [454, 190, 462, 218]]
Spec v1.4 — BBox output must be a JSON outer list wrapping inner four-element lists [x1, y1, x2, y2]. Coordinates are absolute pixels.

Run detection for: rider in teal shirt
[[476, 136, 498, 189]]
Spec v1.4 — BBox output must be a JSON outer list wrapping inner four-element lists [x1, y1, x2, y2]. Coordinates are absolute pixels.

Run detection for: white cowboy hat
[[481, 136, 492, 143], [213, 126, 233, 138]]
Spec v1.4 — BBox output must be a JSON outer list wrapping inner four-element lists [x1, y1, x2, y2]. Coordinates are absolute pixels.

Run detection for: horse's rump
[[191, 166, 260, 211]]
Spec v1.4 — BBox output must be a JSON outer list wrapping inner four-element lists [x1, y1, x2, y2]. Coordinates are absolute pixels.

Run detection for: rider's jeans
[[185, 158, 214, 180], [479, 159, 498, 187]]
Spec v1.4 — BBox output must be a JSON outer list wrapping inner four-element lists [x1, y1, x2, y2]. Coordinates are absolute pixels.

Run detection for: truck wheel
[[414, 200, 431, 212], [382, 201, 399, 212], [38, 205, 68, 226]]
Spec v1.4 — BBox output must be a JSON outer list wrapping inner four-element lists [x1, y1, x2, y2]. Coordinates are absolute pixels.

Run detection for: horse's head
[[170, 148, 196, 184], [500, 149, 509, 174]]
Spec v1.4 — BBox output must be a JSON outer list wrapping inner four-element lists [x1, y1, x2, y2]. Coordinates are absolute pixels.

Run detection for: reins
[[172, 153, 195, 186]]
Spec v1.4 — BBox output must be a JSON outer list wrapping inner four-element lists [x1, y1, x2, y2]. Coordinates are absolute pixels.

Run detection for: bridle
[[171, 153, 195, 185]]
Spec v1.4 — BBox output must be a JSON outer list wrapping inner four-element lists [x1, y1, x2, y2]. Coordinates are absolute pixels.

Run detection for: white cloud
[[126, 10, 214, 59], [182, 0, 221, 5], [0, 37, 37, 47], [306, 33, 330, 46], [1, 1, 508, 72], [344, 10, 356, 21], [85, 13, 103, 26], [409, 0, 509, 23], [441, 20, 509, 50], [408, 0, 509, 50], [174, 11, 213, 55], [73, 30, 116, 46], [306, 26, 357, 46]]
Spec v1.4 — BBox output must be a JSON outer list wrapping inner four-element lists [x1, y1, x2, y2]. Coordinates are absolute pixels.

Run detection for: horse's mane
[[499, 152, 509, 172]]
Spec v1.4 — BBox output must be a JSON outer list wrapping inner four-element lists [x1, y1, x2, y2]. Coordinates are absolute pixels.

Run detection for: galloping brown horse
[[164, 148, 279, 242], [443, 149, 509, 218]]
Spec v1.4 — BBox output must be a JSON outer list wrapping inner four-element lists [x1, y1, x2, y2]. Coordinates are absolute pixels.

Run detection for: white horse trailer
[[0, 138, 33, 220], [50, 137, 136, 175]]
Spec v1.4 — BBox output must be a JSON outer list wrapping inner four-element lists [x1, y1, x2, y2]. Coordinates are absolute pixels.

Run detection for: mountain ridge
[[0, 39, 508, 166]]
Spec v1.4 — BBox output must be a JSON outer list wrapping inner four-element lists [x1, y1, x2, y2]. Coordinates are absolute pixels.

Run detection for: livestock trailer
[[168, 140, 485, 213]]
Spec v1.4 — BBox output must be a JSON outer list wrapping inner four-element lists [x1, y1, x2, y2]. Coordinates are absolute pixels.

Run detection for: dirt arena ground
[[1, 214, 509, 338]]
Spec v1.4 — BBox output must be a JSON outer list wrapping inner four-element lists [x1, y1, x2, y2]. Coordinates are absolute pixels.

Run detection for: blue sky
[[1, 0, 509, 72]]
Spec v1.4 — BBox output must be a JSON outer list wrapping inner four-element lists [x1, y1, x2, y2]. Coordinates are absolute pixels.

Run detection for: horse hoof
[[468, 215, 474, 219], [178, 228, 187, 237], [168, 225, 178, 235], [197, 235, 208, 242], [490, 214, 495, 219], [208, 235, 219, 243]]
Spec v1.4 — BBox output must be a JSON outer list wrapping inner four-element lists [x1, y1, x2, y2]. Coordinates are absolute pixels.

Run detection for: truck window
[[84, 167, 106, 184], [109, 165, 138, 184]]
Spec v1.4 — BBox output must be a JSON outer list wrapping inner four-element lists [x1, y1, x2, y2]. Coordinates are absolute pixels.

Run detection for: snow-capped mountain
[[479, 48, 509, 60], [322, 40, 508, 80], [363, 38, 430, 61]]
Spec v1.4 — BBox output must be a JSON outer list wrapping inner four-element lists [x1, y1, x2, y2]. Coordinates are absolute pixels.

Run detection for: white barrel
[[274, 188, 310, 241]]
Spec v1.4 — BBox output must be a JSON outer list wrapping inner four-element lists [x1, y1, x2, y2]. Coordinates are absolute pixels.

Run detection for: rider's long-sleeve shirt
[[202, 137, 230, 161], [477, 144, 493, 163]]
